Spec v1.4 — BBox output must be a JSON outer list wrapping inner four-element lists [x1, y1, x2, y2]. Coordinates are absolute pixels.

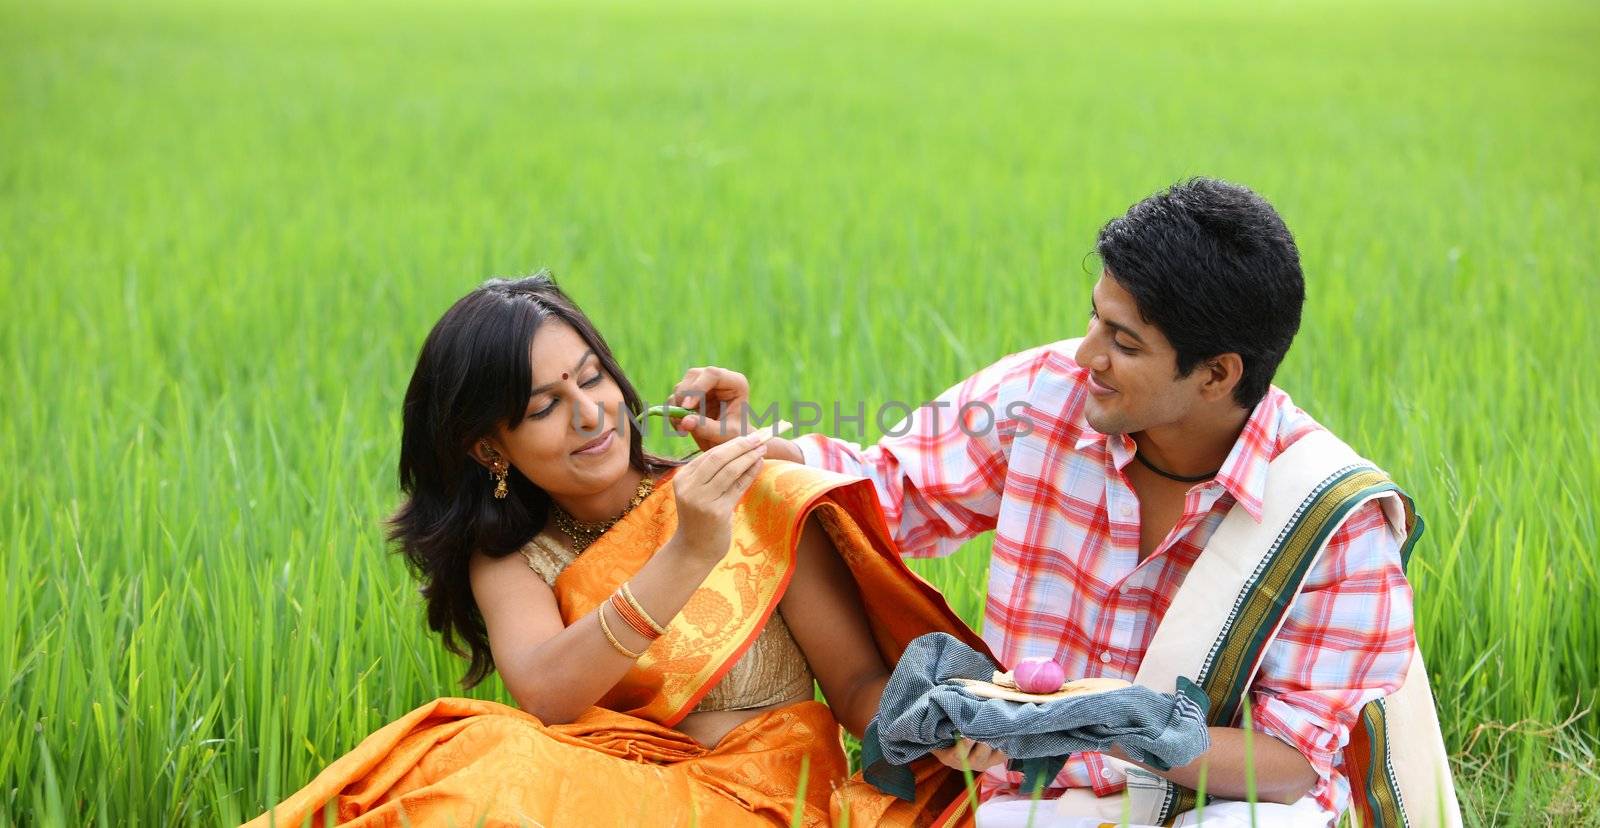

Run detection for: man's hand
[[667, 366, 804, 463], [667, 366, 753, 450], [931, 738, 1010, 774], [1111, 726, 1318, 806]]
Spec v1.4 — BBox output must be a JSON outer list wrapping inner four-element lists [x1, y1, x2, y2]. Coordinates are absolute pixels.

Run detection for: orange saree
[[245, 461, 990, 828]]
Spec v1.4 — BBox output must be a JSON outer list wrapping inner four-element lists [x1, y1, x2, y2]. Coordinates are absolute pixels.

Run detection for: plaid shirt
[[795, 340, 1415, 816]]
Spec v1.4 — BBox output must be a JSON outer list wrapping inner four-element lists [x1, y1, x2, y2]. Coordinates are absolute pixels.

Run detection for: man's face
[[1073, 273, 1208, 435]]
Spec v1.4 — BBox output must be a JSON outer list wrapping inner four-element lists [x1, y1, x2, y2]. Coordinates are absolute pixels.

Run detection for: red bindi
[[561, 372, 569, 380]]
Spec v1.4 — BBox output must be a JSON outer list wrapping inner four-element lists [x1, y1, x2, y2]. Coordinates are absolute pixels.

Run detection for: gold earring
[[492, 461, 509, 499], [480, 442, 510, 500]]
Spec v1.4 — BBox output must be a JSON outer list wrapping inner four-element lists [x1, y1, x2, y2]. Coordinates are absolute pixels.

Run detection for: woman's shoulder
[[465, 532, 572, 586], [514, 532, 577, 586]]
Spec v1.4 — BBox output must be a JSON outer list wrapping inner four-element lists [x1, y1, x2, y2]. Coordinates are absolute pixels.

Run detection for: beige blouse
[[519, 533, 816, 712]]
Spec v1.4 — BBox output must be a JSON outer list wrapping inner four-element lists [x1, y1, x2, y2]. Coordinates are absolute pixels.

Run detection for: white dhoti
[[977, 792, 1336, 828]]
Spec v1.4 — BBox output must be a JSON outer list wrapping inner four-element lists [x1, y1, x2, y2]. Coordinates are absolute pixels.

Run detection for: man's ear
[[1200, 353, 1245, 403], [468, 438, 502, 471]]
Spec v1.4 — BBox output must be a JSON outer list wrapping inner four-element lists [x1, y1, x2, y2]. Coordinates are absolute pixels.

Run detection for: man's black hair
[[1096, 177, 1305, 408]]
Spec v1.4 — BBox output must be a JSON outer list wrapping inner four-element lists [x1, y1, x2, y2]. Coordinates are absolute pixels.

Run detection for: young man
[[668, 179, 1428, 826]]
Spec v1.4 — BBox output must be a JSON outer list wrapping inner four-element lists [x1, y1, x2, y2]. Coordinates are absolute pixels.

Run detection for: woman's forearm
[[504, 538, 720, 724], [837, 672, 890, 739], [777, 514, 896, 740]]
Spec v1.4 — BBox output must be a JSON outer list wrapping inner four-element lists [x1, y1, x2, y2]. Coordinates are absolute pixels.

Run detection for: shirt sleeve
[[793, 346, 1051, 559], [1246, 499, 1416, 813]]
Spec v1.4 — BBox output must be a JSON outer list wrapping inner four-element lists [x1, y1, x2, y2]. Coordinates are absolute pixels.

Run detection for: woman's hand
[[474, 431, 773, 726], [932, 738, 1011, 774], [667, 432, 771, 562]]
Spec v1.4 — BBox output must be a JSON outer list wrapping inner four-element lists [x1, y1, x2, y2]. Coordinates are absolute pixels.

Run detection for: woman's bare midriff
[[673, 689, 816, 748]]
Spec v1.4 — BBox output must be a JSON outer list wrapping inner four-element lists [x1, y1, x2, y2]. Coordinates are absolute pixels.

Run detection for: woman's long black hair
[[388, 272, 680, 687]]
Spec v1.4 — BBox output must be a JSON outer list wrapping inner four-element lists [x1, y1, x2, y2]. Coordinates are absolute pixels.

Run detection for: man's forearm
[[1113, 726, 1318, 805]]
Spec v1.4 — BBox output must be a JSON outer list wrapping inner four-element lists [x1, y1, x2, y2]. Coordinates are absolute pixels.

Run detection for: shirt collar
[[1073, 389, 1284, 523]]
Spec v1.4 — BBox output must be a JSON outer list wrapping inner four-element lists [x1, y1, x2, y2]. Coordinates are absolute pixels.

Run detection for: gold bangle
[[618, 582, 667, 635], [596, 603, 642, 659], [609, 593, 661, 642]]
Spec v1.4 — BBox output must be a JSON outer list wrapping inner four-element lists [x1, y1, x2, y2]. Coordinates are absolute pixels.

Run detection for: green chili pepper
[[644, 404, 698, 420]]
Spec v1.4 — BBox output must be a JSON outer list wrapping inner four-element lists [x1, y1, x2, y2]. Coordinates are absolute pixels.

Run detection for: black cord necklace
[[1134, 450, 1220, 484]]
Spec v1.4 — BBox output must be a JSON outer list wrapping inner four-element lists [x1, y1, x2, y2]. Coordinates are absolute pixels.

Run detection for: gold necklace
[[550, 475, 656, 552]]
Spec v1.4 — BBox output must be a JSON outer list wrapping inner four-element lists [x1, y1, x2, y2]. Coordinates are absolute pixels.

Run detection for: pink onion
[[1012, 657, 1066, 694]]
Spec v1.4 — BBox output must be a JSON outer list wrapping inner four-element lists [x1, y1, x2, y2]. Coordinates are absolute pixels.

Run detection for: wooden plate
[[948, 675, 1132, 704]]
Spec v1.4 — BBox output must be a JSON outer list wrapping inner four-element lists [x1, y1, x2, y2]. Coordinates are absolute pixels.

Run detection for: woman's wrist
[[660, 534, 726, 569]]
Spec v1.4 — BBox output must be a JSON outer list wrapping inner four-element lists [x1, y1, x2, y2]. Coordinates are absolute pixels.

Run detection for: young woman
[[245, 274, 989, 827]]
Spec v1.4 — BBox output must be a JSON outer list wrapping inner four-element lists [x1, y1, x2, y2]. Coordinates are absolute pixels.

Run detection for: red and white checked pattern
[[795, 340, 1415, 816]]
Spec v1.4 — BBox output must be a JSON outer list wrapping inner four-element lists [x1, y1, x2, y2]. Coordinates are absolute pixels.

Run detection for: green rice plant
[[2, 0, 1596, 823]]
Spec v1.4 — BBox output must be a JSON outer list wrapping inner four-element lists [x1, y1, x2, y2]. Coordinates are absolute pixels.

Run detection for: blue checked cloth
[[862, 632, 1211, 800]]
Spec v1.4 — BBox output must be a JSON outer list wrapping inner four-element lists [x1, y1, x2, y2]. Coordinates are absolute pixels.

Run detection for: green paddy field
[[3, 0, 1597, 823]]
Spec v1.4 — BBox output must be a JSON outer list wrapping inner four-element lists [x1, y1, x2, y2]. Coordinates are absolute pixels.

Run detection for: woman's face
[[478, 321, 633, 503]]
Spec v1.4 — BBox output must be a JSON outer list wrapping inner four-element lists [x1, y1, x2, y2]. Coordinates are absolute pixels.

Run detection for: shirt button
[[1119, 503, 1134, 518], [1119, 583, 1130, 595], [1101, 768, 1115, 780], [1100, 651, 1112, 664]]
